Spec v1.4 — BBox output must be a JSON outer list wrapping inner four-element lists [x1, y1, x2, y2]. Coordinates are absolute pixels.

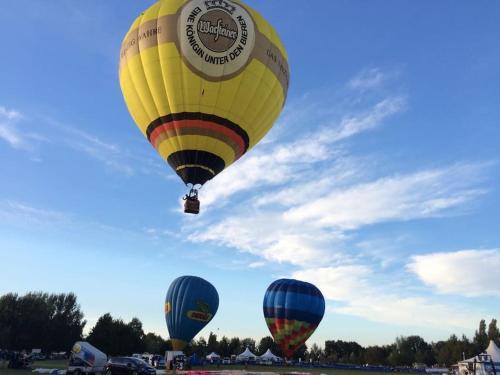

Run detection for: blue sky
[[1, 0, 500, 348]]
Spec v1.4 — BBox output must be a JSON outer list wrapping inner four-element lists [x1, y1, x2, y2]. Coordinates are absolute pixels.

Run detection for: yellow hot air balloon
[[119, 0, 289, 213]]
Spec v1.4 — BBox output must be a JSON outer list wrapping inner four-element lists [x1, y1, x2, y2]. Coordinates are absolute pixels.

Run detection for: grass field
[[0, 360, 417, 375]]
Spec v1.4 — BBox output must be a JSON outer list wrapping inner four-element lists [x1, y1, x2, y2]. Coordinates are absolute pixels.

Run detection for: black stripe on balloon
[[167, 150, 226, 186], [146, 112, 250, 152], [263, 307, 323, 325], [267, 280, 324, 297]]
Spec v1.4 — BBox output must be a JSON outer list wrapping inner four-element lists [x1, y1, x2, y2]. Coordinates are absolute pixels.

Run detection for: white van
[[67, 342, 107, 375]]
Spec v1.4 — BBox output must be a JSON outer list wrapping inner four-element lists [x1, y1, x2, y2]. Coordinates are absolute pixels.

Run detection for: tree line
[[0, 292, 85, 353], [1, 292, 499, 367]]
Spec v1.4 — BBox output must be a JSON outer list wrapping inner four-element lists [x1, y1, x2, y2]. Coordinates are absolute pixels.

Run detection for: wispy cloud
[[0, 107, 22, 121], [183, 67, 490, 270], [1, 110, 170, 178], [201, 96, 406, 208], [348, 68, 387, 91], [43, 117, 136, 176], [190, 212, 348, 266], [0, 200, 68, 223], [188, 163, 487, 266], [292, 266, 484, 329], [408, 249, 500, 297], [283, 163, 487, 230], [0, 106, 24, 149]]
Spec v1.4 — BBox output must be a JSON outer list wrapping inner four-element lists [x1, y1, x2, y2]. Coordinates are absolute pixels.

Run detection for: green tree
[[433, 334, 476, 367], [325, 340, 364, 364], [388, 336, 433, 366], [241, 338, 256, 352], [308, 343, 324, 362], [207, 332, 218, 354], [257, 336, 276, 355], [364, 345, 390, 365], [192, 337, 207, 357], [229, 337, 241, 356], [474, 319, 489, 352], [0, 292, 85, 352], [487, 319, 500, 346], [292, 344, 308, 360], [218, 336, 230, 357], [87, 314, 144, 355], [47, 293, 86, 352], [143, 333, 169, 354]]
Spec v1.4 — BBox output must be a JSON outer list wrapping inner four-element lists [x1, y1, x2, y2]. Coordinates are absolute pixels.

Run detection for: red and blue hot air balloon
[[165, 276, 219, 351], [263, 279, 325, 357]]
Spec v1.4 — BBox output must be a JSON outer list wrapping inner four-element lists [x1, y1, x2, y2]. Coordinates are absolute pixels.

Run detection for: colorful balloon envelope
[[119, 0, 290, 211], [263, 279, 325, 357], [165, 276, 219, 350]]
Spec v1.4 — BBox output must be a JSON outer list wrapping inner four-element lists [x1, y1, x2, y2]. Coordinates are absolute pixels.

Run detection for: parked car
[[50, 352, 68, 360], [222, 357, 231, 365], [104, 357, 156, 375]]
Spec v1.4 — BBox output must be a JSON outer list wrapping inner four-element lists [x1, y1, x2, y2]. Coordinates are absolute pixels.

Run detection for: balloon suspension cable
[[183, 187, 200, 214]]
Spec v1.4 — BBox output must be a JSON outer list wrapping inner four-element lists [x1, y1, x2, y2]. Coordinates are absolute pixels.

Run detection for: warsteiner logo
[[179, 0, 255, 79], [197, 12, 238, 53]]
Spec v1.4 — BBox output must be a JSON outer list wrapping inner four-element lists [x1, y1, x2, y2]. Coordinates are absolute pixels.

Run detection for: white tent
[[457, 341, 500, 375], [486, 340, 500, 362], [206, 352, 221, 360], [460, 340, 500, 363], [236, 347, 257, 361], [259, 349, 281, 362]]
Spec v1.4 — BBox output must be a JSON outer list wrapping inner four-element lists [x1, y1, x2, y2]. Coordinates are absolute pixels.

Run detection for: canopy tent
[[460, 340, 500, 363], [236, 347, 257, 361], [259, 349, 282, 362], [486, 340, 500, 362], [205, 352, 220, 360]]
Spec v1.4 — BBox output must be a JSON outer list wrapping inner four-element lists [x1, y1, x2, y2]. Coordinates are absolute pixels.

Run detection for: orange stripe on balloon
[[150, 120, 246, 158]]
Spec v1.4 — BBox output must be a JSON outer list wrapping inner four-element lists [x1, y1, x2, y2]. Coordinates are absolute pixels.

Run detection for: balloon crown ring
[[204, 0, 237, 14]]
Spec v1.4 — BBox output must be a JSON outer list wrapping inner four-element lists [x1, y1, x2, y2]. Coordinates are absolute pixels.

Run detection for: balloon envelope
[[165, 276, 219, 350], [263, 279, 325, 357], [119, 0, 289, 187]]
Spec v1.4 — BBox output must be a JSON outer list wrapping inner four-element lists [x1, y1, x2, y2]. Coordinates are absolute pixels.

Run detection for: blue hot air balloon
[[165, 276, 219, 350], [263, 279, 325, 357]]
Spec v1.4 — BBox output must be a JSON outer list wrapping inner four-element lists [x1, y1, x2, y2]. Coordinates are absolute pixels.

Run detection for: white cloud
[[323, 97, 406, 142], [189, 163, 486, 267], [201, 96, 406, 208], [0, 106, 24, 148], [0, 200, 68, 223], [42, 117, 137, 176], [190, 212, 347, 266], [292, 266, 483, 329], [284, 164, 486, 230], [408, 249, 500, 297], [348, 68, 387, 91], [248, 261, 266, 269], [178, 69, 495, 329], [187, 76, 487, 267], [0, 109, 145, 175], [0, 107, 22, 121]]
